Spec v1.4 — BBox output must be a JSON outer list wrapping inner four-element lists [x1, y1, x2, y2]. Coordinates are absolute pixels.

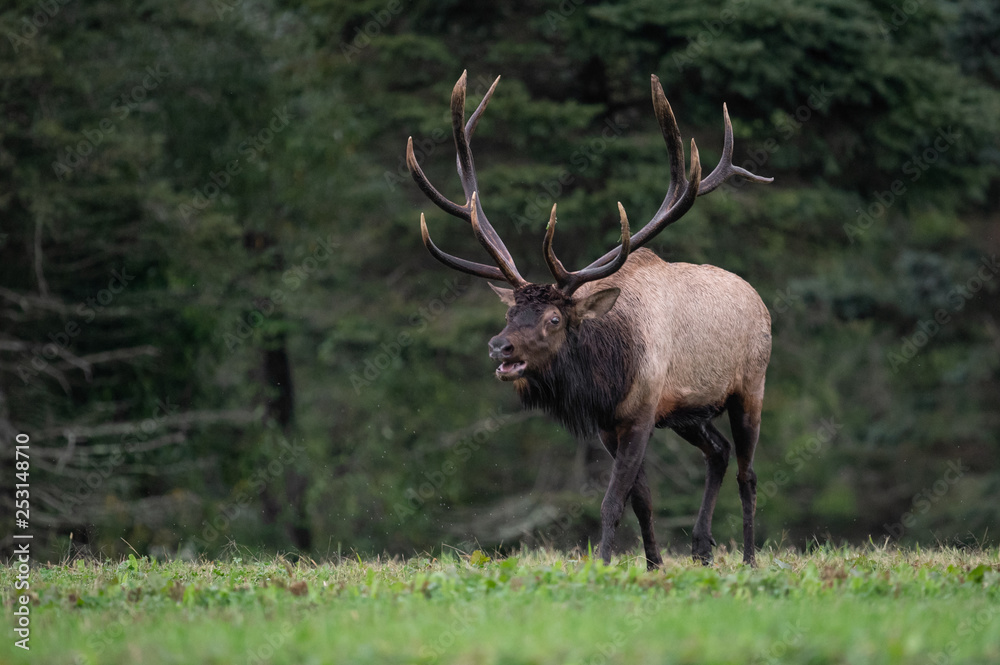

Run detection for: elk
[[405, 71, 772, 568]]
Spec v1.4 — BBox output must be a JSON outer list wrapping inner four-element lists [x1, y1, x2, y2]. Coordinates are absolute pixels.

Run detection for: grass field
[[2, 545, 999, 664]]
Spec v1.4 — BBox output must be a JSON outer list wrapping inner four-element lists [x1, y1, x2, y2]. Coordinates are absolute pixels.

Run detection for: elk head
[[405, 71, 771, 382], [486, 281, 622, 381]]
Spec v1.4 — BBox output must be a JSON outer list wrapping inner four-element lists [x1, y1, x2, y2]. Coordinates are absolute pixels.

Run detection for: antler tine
[[451, 70, 477, 199], [585, 139, 702, 271], [699, 103, 774, 195], [450, 72, 522, 278], [543, 204, 570, 286], [466, 74, 501, 140], [581, 76, 692, 271], [564, 202, 632, 293], [406, 137, 466, 218], [470, 193, 528, 287], [633, 138, 701, 248], [584, 77, 770, 271], [420, 213, 508, 282], [651, 75, 687, 211], [407, 71, 527, 287], [544, 202, 632, 295]]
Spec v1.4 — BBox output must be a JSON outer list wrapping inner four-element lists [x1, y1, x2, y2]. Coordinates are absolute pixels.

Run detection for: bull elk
[[405, 71, 773, 567]]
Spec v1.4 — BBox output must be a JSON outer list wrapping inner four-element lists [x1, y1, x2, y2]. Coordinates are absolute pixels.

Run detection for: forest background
[[1, 0, 998, 561]]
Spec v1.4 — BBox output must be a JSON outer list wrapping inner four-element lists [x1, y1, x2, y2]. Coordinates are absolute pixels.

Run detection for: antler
[[583, 75, 772, 271], [542, 77, 706, 294], [409, 72, 772, 293], [543, 201, 634, 295], [407, 71, 528, 288]]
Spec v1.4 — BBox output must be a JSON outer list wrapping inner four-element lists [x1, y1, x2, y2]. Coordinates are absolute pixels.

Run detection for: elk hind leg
[[674, 421, 731, 565], [727, 392, 762, 566]]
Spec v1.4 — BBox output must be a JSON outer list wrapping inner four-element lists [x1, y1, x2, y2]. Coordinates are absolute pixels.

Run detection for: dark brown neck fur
[[515, 304, 642, 437]]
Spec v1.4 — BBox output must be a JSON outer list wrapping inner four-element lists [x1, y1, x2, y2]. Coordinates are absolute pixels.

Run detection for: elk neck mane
[[515, 303, 644, 438]]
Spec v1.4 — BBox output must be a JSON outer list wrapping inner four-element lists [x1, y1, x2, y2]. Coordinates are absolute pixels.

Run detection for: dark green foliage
[[1, 0, 997, 560]]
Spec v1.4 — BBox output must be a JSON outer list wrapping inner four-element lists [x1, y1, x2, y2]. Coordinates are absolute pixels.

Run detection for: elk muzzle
[[489, 335, 526, 381]]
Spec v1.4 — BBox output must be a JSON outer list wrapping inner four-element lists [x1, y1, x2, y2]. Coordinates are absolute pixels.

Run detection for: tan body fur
[[579, 248, 771, 424]]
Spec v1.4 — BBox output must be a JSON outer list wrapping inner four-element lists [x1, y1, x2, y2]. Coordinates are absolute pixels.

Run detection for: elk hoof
[[645, 551, 664, 571], [692, 534, 717, 565]]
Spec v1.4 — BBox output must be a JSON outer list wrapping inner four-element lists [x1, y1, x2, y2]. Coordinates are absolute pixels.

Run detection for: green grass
[[3, 545, 999, 664]]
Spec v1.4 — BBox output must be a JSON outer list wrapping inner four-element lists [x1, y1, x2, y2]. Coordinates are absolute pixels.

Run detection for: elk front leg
[[629, 466, 662, 570], [599, 431, 663, 570], [599, 418, 654, 565]]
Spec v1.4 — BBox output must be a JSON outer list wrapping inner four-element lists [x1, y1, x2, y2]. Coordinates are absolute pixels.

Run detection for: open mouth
[[495, 360, 527, 381]]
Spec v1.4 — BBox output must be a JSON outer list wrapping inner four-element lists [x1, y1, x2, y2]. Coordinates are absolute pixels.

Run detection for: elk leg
[[599, 431, 662, 570], [598, 420, 654, 565], [727, 394, 762, 566], [629, 466, 663, 570], [674, 421, 731, 565]]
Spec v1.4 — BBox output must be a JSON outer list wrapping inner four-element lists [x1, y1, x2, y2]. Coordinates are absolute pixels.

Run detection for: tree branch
[[54, 345, 160, 373], [32, 432, 188, 460], [32, 408, 260, 442], [0, 287, 133, 318], [0, 287, 73, 316]]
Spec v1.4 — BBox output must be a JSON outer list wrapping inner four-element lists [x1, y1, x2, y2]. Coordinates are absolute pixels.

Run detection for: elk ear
[[489, 283, 516, 307], [574, 287, 620, 320]]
